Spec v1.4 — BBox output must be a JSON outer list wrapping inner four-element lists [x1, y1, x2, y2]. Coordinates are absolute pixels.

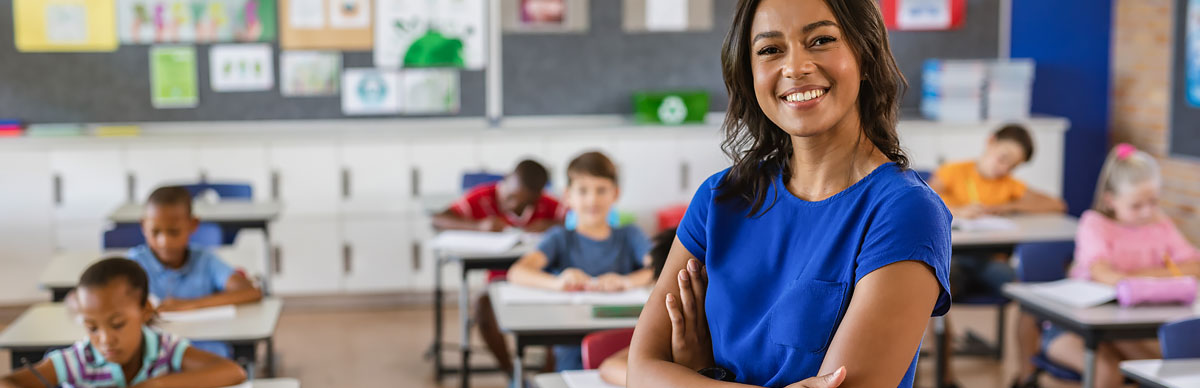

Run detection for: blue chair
[[180, 182, 253, 200], [1015, 242, 1082, 382], [102, 222, 224, 250], [462, 172, 505, 192], [1159, 317, 1200, 359]]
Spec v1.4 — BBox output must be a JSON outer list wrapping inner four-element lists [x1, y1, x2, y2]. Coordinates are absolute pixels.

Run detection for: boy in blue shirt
[[508, 151, 656, 371], [128, 186, 263, 358]]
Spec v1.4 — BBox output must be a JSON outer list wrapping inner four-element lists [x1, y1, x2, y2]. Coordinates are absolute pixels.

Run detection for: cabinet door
[[197, 145, 271, 201], [408, 140, 476, 198], [269, 218, 342, 295], [51, 148, 127, 222], [125, 145, 201, 201], [342, 217, 412, 293], [409, 215, 456, 291], [340, 144, 410, 216], [268, 145, 341, 216], [474, 135, 547, 178], [0, 151, 55, 303], [676, 131, 731, 203], [896, 128, 942, 173], [1014, 129, 1065, 197], [612, 136, 682, 224], [542, 135, 617, 194]]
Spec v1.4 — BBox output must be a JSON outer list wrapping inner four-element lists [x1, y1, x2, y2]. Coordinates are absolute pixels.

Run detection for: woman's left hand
[[665, 258, 714, 371]]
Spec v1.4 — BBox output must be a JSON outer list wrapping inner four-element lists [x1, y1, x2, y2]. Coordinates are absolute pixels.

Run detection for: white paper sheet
[[562, 370, 623, 388], [341, 68, 401, 115], [897, 0, 952, 30], [45, 4, 89, 43], [400, 69, 460, 114], [159, 305, 237, 322], [645, 0, 688, 31], [289, 0, 326, 29], [432, 231, 521, 254], [328, 0, 370, 29], [281, 50, 341, 96], [1033, 279, 1117, 308], [496, 283, 651, 305], [952, 216, 1019, 232], [209, 44, 274, 92]]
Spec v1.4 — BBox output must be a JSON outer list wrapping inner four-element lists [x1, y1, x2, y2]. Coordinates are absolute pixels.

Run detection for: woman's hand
[[783, 367, 846, 388], [664, 259, 714, 371]]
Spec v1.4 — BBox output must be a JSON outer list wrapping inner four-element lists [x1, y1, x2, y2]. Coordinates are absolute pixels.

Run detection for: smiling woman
[[626, 1, 953, 388]]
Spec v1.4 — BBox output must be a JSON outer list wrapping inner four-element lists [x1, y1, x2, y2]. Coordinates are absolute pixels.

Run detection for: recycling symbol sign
[[657, 95, 689, 124]]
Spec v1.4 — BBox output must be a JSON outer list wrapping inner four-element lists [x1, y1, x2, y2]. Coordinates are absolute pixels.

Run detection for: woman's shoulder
[[868, 164, 946, 206]]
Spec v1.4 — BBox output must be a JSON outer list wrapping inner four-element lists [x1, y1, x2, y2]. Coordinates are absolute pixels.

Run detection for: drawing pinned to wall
[[400, 69, 460, 114], [329, 0, 371, 28], [342, 68, 401, 115], [149, 46, 199, 108], [621, 0, 711, 33], [14, 0, 118, 52], [210, 44, 275, 91], [374, 0, 487, 69], [501, 0, 588, 33], [281, 51, 342, 96], [117, 0, 277, 44], [645, 0, 687, 31], [521, 0, 564, 25], [1186, 0, 1200, 107], [288, 0, 325, 29]]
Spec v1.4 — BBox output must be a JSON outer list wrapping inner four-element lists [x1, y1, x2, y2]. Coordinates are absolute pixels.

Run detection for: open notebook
[[159, 305, 237, 322], [431, 231, 522, 254], [1032, 279, 1117, 308], [952, 216, 1019, 232], [496, 283, 651, 305], [562, 370, 622, 388]]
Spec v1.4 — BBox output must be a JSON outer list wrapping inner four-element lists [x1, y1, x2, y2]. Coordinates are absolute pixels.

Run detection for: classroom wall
[[1110, 0, 1200, 243], [1009, 0, 1113, 217]]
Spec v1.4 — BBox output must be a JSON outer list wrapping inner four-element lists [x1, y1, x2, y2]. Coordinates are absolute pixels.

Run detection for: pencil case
[[1115, 276, 1197, 307]]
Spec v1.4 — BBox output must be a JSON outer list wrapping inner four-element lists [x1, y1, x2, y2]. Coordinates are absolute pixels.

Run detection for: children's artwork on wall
[[500, 0, 588, 34], [342, 68, 401, 115], [400, 69, 459, 114], [1186, 0, 1200, 107], [374, 0, 487, 69], [150, 46, 200, 108], [117, 0, 277, 44], [645, 0, 687, 31], [14, 0, 119, 52], [329, 0, 371, 29], [287, 0, 325, 29], [209, 44, 274, 92], [281, 51, 342, 96], [880, 0, 966, 31], [520, 0, 565, 25], [280, 0, 373, 49]]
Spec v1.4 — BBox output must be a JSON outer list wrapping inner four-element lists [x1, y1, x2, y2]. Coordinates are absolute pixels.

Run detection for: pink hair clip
[[1116, 143, 1137, 160]]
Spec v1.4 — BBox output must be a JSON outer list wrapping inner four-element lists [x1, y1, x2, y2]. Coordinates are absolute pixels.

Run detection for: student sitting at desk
[[0, 258, 246, 388], [927, 124, 1066, 388], [432, 159, 567, 233], [505, 151, 656, 372], [1041, 144, 1200, 388], [128, 186, 263, 359]]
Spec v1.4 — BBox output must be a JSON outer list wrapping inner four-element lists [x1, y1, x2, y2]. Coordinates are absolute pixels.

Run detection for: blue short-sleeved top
[[537, 226, 651, 277], [678, 163, 952, 388], [127, 244, 236, 301]]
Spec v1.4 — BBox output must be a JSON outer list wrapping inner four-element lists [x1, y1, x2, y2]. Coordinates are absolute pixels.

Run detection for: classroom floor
[[0, 301, 1084, 388]]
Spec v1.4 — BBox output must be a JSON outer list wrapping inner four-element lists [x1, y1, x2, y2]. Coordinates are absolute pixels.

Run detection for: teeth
[[784, 89, 825, 103]]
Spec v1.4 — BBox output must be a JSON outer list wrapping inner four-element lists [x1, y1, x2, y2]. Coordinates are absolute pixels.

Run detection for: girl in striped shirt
[[1, 257, 246, 388]]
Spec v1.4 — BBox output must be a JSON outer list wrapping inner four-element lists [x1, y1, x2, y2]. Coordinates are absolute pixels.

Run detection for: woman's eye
[[756, 46, 781, 55], [812, 36, 837, 47]]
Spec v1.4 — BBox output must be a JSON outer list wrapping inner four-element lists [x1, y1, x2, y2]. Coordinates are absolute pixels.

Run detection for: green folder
[[593, 304, 643, 318]]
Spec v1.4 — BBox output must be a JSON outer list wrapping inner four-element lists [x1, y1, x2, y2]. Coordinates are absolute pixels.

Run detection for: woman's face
[[750, 0, 862, 138]]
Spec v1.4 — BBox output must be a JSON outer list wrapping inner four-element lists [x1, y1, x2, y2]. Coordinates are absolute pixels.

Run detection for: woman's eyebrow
[[752, 20, 839, 44], [752, 31, 782, 44], [803, 20, 837, 34]]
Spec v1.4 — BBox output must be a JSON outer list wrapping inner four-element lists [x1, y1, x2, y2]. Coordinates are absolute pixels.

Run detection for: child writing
[[0, 258, 246, 388], [594, 227, 675, 385], [1043, 144, 1200, 388], [128, 186, 263, 359], [508, 151, 656, 371], [433, 159, 566, 233]]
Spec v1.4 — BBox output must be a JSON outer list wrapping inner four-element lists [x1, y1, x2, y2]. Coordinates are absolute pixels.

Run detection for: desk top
[[109, 202, 283, 224], [1119, 359, 1200, 388], [221, 378, 301, 388], [490, 284, 639, 335], [951, 214, 1079, 247], [1003, 283, 1200, 329], [38, 247, 258, 290], [0, 298, 283, 349], [532, 373, 568, 388]]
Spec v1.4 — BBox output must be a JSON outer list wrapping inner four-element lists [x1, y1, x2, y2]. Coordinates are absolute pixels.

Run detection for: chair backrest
[[103, 222, 224, 249], [181, 182, 253, 200], [462, 172, 505, 193], [1159, 317, 1200, 359], [1016, 242, 1076, 282], [581, 328, 636, 370]]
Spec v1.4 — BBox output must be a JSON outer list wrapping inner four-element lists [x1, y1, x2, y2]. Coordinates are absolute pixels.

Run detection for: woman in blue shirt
[[627, 0, 952, 387]]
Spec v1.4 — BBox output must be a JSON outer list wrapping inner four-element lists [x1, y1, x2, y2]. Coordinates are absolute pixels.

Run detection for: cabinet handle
[[270, 170, 280, 200], [272, 246, 282, 275], [680, 161, 690, 192], [199, 170, 208, 183], [343, 243, 353, 273], [411, 241, 421, 271], [341, 168, 352, 199], [126, 172, 136, 202], [53, 173, 63, 206], [411, 167, 420, 197]]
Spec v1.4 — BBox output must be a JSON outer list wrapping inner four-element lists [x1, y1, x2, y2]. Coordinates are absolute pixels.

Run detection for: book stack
[[922, 59, 1037, 122]]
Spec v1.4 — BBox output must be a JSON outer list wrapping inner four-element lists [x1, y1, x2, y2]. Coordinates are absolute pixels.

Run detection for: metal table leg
[[460, 257, 471, 388], [432, 252, 446, 381], [1083, 335, 1098, 388]]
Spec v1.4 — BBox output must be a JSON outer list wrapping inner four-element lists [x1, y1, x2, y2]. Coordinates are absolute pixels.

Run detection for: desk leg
[[513, 340, 526, 388], [432, 253, 446, 381], [266, 338, 276, 378], [933, 315, 947, 388], [1082, 335, 1098, 388], [460, 260, 471, 388]]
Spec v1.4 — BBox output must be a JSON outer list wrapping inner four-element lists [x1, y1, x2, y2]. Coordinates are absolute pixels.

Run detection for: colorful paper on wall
[[400, 69, 459, 114], [117, 0, 277, 44], [374, 0, 487, 69], [13, 0, 118, 52], [328, 0, 370, 29], [280, 51, 341, 96], [342, 68, 401, 115], [1187, 0, 1200, 107], [150, 46, 200, 108], [287, 0, 325, 29], [209, 44, 275, 91]]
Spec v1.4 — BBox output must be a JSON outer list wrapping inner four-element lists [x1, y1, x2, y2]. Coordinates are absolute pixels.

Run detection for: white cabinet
[[410, 215, 455, 291], [268, 145, 341, 216], [340, 144, 410, 215], [408, 140, 475, 197], [0, 151, 55, 303], [269, 218, 343, 295], [125, 145, 201, 200], [613, 136, 682, 223], [474, 136, 547, 175], [197, 145, 271, 201], [676, 131, 730, 202], [341, 218, 412, 293], [542, 135, 617, 194], [50, 147, 127, 221]]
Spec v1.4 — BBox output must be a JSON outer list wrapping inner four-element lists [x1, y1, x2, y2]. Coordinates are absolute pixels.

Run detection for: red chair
[[581, 328, 636, 370], [656, 204, 688, 232]]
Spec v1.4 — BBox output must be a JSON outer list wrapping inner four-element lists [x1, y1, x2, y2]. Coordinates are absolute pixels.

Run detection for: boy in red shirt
[[433, 159, 566, 233]]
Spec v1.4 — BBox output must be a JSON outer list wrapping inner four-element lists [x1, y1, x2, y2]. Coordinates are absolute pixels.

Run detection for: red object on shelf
[[880, 0, 966, 31], [0, 126, 22, 137], [657, 204, 688, 232]]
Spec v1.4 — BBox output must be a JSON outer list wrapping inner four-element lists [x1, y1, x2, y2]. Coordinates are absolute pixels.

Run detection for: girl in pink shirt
[[1044, 144, 1200, 388]]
